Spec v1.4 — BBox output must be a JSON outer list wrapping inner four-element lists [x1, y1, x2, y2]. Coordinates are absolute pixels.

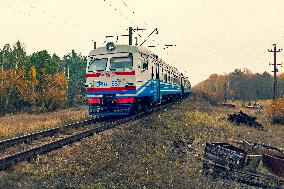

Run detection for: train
[[85, 42, 191, 116]]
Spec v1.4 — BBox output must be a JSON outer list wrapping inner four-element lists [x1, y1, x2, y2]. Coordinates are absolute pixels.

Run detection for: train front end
[[85, 43, 136, 116]]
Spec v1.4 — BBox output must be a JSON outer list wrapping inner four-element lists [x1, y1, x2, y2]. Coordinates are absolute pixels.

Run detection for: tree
[[1, 44, 15, 70], [0, 42, 87, 115], [12, 41, 28, 70], [194, 69, 276, 101], [40, 73, 67, 110], [63, 50, 86, 107], [0, 70, 32, 114]]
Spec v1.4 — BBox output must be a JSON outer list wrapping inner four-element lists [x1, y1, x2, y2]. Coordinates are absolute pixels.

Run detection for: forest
[[194, 68, 284, 101], [1, 41, 283, 116], [0, 41, 86, 115]]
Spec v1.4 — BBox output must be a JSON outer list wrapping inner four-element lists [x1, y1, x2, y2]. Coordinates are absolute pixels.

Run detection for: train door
[[154, 63, 161, 103], [136, 53, 149, 89], [181, 77, 185, 96]]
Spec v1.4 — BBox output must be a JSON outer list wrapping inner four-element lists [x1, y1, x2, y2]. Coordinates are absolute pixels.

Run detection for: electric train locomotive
[[85, 42, 191, 116]]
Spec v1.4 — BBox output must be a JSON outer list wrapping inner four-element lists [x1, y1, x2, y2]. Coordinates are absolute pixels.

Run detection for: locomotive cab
[[86, 44, 140, 116]]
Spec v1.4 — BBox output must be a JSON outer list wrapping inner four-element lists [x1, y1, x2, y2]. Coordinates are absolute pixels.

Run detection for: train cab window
[[110, 55, 133, 70], [88, 58, 108, 72]]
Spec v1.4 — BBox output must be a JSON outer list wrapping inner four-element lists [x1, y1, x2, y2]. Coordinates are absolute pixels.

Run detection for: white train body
[[85, 43, 191, 116]]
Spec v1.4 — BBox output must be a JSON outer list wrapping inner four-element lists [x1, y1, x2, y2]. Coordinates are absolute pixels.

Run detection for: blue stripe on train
[[86, 79, 183, 97], [86, 90, 136, 95]]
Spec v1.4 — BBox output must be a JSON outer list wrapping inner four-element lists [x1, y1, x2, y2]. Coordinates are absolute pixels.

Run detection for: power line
[[16, 0, 92, 37], [103, 0, 135, 25], [0, 1, 88, 40]]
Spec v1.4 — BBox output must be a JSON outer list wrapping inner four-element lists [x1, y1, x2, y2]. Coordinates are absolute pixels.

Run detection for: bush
[[192, 88, 221, 105], [267, 98, 284, 124]]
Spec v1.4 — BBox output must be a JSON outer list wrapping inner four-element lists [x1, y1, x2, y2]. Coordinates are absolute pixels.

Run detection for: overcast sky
[[1, 0, 284, 85]]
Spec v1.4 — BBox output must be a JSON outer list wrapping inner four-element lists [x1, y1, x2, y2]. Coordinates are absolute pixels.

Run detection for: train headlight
[[125, 82, 134, 87], [106, 42, 116, 51]]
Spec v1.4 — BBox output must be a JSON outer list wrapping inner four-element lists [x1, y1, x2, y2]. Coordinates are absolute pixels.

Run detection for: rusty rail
[[0, 118, 97, 151]]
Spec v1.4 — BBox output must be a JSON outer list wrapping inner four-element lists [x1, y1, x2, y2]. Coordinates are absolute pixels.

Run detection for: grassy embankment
[[0, 106, 88, 140], [0, 97, 283, 188]]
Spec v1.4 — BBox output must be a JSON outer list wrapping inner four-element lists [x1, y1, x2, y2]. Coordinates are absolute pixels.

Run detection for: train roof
[[89, 44, 190, 81], [89, 44, 152, 56]]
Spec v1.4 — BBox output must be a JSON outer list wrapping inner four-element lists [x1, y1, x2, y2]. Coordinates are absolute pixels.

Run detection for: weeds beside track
[[0, 98, 183, 170]]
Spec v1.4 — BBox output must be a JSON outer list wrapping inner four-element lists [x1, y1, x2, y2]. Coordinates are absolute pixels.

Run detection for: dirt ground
[[0, 97, 283, 188]]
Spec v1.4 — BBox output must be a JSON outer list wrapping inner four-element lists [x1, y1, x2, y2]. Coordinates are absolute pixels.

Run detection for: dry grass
[[0, 97, 283, 188], [0, 106, 88, 140]]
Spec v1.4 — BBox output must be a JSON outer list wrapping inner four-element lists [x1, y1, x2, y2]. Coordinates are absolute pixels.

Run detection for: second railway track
[[0, 99, 178, 170], [0, 115, 131, 170], [0, 118, 98, 151]]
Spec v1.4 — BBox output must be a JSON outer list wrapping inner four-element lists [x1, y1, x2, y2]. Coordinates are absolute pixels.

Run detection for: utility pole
[[121, 27, 133, 45], [129, 27, 133, 45], [268, 44, 282, 100], [224, 77, 227, 103]]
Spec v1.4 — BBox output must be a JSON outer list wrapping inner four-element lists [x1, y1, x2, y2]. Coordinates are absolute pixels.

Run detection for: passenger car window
[[141, 54, 148, 70]]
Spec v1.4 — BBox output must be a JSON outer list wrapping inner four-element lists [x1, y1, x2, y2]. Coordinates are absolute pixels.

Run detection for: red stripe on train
[[116, 97, 134, 103], [88, 98, 100, 104], [86, 87, 136, 92], [86, 71, 135, 77]]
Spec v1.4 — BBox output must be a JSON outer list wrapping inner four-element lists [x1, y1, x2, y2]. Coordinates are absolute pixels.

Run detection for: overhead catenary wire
[[2, 0, 177, 62], [0, 1, 95, 43], [16, 0, 98, 39]]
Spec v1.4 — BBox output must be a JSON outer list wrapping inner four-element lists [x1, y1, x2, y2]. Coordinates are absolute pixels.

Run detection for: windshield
[[88, 58, 108, 72], [110, 56, 133, 70]]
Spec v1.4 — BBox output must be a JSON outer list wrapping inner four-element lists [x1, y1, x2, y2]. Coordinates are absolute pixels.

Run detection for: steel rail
[[0, 116, 128, 170], [0, 100, 166, 170], [0, 118, 97, 151]]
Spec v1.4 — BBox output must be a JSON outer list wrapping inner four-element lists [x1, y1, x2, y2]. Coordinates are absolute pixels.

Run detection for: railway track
[[0, 99, 175, 170], [0, 115, 131, 170], [0, 117, 98, 151]]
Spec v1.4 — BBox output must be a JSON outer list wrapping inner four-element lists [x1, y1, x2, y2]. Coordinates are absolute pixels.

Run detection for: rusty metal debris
[[228, 111, 263, 130], [203, 142, 284, 188], [239, 140, 284, 157], [263, 154, 284, 177], [221, 103, 236, 108], [272, 116, 284, 125], [204, 142, 246, 169], [245, 101, 263, 109], [239, 140, 284, 177]]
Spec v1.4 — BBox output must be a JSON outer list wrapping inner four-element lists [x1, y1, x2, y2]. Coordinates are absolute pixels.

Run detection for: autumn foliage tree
[[0, 70, 35, 113], [40, 73, 67, 110], [194, 69, 275, 101], [0, 41, 86, 115]]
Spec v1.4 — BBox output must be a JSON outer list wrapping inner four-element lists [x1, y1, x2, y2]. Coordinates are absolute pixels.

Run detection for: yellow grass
[[0, 106, 88, 139], [0, 98, 283, 188]]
